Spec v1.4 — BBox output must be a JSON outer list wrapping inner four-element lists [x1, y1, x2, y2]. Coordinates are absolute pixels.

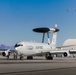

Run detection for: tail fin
[[51, 24, 59, 45], [51, 32, 57, 45]]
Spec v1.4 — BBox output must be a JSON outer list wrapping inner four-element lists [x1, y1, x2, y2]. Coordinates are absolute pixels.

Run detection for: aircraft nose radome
[[14, 47, 17, 50], [14, 45, 16, 49]]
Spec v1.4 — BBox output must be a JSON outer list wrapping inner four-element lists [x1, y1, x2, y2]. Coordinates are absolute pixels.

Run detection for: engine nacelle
[[63, 52, 68, 57], [2, 50, 10, 57]]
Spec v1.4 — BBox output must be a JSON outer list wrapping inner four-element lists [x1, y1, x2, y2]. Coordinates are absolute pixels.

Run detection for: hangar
[[63, 39, 76, 46], [63, 39, 76, 57]]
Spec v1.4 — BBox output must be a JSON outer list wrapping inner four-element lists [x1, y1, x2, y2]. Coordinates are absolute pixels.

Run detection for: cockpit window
[[15, 44, 23, 47]]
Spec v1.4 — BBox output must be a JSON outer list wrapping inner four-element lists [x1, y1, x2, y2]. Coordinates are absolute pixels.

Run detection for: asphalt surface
[[0, 56, 76, 75]]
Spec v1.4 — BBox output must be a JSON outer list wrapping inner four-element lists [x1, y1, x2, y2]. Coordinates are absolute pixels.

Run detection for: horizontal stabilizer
[[56, 45, 76, 49]]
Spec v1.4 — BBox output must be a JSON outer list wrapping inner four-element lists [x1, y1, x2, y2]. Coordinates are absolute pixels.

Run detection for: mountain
[[0, 44, 14, 50]]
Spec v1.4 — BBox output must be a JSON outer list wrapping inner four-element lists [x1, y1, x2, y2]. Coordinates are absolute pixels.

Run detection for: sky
[[0, 0, 76, 46]]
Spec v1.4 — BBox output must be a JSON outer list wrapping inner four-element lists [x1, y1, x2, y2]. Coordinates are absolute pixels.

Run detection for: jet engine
[[63, 52, 68, 57], [2, 50, 10, 57]]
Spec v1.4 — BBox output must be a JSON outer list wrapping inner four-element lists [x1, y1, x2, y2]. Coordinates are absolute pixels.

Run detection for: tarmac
[[0, 56, 76, 75]]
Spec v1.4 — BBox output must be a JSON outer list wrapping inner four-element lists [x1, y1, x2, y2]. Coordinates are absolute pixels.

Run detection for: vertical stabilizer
[[51, 32, 57, 45], [51, 24, 59, 45], [47, 32, 50, 45]]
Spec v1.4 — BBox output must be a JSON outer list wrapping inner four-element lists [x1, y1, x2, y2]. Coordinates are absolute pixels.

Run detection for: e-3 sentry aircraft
[[1, 24, 75, 60], [13, 25, 59, 60], [0, 25, 57, 60]]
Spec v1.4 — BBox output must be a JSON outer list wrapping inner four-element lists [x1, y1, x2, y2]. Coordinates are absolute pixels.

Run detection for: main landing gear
[[27, 56, 33, 60], [45, 53, 53, 60], [19, 55, 33, 60], [19, 55, 23, 60]]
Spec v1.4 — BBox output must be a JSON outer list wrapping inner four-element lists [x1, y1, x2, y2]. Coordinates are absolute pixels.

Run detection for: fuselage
[[15, 41, 55, 56]]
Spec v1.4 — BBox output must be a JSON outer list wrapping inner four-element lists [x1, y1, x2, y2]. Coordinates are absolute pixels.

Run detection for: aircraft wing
[[0, 49, 17, 57], [52, 45, 76, 54], [50, 49, 68, 54], [56, 45, 76, 49], [0, 49, 16, 53]]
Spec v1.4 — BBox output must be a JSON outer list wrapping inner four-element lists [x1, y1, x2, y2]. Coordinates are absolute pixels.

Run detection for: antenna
[[42, 33, 45, 43], [33, 24, 59, 44]]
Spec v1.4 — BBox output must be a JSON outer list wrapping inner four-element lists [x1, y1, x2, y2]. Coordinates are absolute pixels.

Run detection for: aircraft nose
[[14, 44, 17, 48], [14, 43, 23, 49], [14, 44, 18, 50]]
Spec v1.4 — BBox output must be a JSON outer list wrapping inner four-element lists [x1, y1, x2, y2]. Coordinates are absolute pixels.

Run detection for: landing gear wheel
[[7, 52, 10, 60], [50, 56, 53, 60], [20, 55, 23, 60], [45, 53, 53, 60], [27, 56, 33, 60], [7, 55, 9, 60], [13, 53, 18, 60]]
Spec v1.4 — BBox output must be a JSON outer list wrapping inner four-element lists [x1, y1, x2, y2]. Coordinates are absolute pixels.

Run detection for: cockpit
[[14, 43, 23, 48]]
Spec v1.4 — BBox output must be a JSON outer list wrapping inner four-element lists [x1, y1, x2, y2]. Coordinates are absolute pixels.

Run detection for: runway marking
[[0, 61, 76, 64], [0, 67, 76, 75]]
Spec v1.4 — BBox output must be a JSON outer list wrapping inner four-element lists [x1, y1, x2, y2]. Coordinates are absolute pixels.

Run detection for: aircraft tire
[[7, 55, 9, 60], [27, 56, 33, 60], [45, 54, 53, 60], [20, 55, 23, 60]]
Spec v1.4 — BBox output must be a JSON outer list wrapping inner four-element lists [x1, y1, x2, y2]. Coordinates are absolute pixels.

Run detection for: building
[[63, 39, 76, 57], [63, 39, 76, 46]]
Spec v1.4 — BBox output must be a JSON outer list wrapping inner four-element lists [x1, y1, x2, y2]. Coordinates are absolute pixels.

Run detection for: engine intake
[[2, 52, 6, 56], [63, 52, 67, 57], [2, 50, 10, 57]]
